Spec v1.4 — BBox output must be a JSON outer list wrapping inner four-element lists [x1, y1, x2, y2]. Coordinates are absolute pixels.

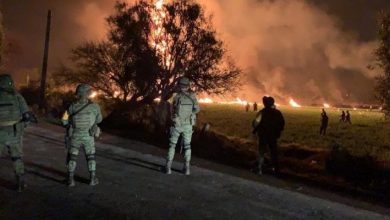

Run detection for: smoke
[[1, 0, 383, 104], [197, 0, 378, 104]]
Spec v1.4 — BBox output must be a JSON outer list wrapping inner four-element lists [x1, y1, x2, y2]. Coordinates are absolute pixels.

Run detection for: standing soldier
[[252, 96, 285, 175], [62, 84, 102, 187], [165, 77, 200, 175], [253, 102, 258, 111], [245, 103, 250, 112], [320, 108, 328, 135], [0, 74, 31, 191]]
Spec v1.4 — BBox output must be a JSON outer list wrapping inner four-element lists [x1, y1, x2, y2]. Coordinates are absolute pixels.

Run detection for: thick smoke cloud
[[197, 0, 378, 104], [1, 0, 387, 104]]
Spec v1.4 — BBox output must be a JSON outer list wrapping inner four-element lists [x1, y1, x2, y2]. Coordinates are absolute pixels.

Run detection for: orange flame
[[199, 98, 214, 104], [289, 98, 301, 108], [323, 103, 331, 108], [89, 91, 98, 98]]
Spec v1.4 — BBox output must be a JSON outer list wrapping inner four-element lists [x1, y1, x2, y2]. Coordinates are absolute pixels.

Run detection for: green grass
[[197, 104, 390, 161]]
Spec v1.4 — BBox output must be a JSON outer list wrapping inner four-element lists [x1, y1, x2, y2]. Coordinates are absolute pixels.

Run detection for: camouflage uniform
[[166, 77, 200, 175], [62, 84, 102, 186], [0, 74, 29, 191]]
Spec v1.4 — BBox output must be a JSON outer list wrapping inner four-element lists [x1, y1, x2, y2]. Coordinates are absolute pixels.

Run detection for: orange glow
[[89, 91, 98, 98], [150, 0, 171, 68], [289, 98, 301, 108], [199, 97, 214, 103], [323, 103, 331, 108]]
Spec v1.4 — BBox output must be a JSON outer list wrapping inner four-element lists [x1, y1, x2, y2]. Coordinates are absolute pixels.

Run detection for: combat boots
[[165, 160, 172, 174], [67, 172, 75, 187], [183, 161, 190, 175], [89, 171, 99, 186], [16, 175, 26, 192]]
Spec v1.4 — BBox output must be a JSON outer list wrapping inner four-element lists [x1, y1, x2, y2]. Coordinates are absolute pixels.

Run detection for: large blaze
[[150, 0, 171, 67]]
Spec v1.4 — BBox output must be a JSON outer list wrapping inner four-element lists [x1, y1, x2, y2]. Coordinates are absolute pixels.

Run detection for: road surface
[[0, 124, 388, 220]]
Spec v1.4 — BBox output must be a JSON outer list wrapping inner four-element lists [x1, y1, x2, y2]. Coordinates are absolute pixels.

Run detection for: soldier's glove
[[89, 124, 101, 138]]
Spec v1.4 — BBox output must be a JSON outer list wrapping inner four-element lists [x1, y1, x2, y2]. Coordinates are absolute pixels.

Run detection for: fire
[[220, 98, 249, 106], [155, 0, 164, 10], [289, 98, 301, 108], [199, 98, 214, 104], [89, 91, 98, 98], [150, 0, 171, 67], [323, 103, 331, 108]]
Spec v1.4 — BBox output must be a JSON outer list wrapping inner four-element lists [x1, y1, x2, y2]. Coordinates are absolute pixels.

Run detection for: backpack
[[0, 92, 22, 127]]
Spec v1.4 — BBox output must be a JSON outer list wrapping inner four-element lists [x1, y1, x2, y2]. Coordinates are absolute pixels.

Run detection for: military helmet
[[178, 77, 190, 88], [75, 83, 92, 97], [0, 74, 14, 90]]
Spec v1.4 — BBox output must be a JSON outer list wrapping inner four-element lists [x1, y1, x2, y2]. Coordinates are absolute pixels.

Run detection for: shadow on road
[[25, 162, 90, 184], [96, 149, 168, 173]]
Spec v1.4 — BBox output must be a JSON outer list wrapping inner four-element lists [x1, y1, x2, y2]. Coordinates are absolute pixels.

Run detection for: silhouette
[[320, 109, 328, 135], [345, 110, 351, 124], [252, 96, 285, 175], [340, 111, 346, 122], [245, 103, 250, 112], [253, 102, 258, 111]]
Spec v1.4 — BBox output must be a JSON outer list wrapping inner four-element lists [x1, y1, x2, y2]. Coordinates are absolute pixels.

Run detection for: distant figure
[[252, 96, 285, 175], [245, 103, 250, 112], [340, 110, 346, 122], [345, 110, 351, 124], [320, 109, 328, 135], [253, 102, 258, 111]]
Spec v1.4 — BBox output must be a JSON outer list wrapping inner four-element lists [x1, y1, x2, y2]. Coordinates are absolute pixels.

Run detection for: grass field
[[197, 104, 390, 161]]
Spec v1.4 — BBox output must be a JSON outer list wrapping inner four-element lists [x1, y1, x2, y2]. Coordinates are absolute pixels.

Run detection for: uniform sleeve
[[192, 93, 200, 114], [95, 103, 103, 124], [16, 93, 29, 114]]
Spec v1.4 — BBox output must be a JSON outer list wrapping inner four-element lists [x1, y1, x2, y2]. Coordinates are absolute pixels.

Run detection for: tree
[[375, 10, 390, 115], [0, 11, 4, 66], [55, 0, 240, 105]]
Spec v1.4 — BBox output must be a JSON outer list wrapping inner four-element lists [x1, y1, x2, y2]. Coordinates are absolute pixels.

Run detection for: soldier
[[165, 77, 200, 175], [252, 96, 285, 175], [0, 74, 31, 191], [320, 108, 328, 135], [253, 102, 258, 111], [62, 84, 102, 187], [245, 103, 250, 112]]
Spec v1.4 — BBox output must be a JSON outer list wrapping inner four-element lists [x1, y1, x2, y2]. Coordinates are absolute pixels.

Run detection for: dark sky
[[1, 0, 389, 103]]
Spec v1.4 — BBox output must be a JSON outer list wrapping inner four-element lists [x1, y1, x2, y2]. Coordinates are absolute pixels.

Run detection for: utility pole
[[39, 10, 51, 110]]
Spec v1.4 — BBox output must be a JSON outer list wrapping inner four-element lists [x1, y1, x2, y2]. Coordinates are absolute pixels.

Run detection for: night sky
[[1, 0, 389, 104]]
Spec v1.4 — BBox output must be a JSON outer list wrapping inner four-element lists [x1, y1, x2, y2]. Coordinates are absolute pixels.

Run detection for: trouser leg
[[167, 127, 181, 162], [269, 139, 279, 172], [8, 142, 26, 191], [182, 125, 193, 175], [257, 139, 267, 175]]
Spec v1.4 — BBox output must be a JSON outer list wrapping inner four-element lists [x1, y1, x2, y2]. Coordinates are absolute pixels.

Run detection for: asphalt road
[[0, 124, 388, 220]]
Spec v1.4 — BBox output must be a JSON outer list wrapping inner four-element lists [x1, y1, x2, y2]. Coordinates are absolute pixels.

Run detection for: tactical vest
[[174, 93, 194, 125], [0, 92, 22, 127], [70, 102, 95, 132]]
